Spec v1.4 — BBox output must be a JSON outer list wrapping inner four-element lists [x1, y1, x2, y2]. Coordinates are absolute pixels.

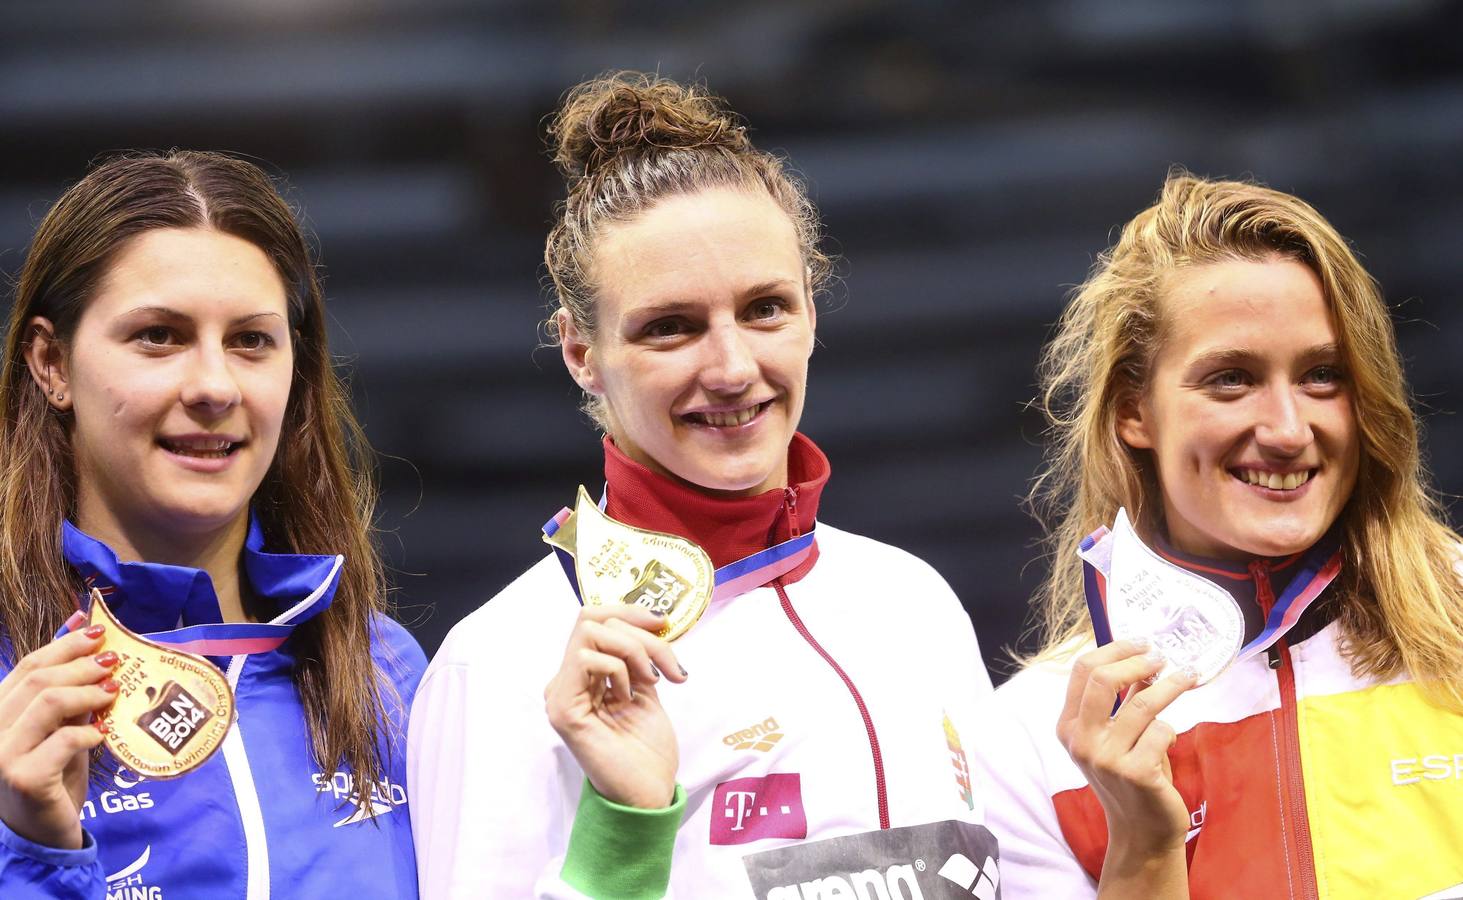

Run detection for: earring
[[55, 392, 64, 402]]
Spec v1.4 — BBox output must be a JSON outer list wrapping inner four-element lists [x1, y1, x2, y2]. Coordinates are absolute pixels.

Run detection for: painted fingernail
[[94, 719, 110, 734], [100, 679, 119, 694], [83, 624, 105, 639], [94, 651, 118, 668], [63, 610, 86, 633], [678, 665, 688, 678], [650, 609, 667, 617], [649, 663, 661, 680]]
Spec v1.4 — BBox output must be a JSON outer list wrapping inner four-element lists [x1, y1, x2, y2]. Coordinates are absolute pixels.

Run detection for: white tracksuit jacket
[[408, 523, 996, 898]]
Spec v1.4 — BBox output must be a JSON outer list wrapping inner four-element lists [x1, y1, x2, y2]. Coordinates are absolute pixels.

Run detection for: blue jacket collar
[[61, 515, 341, 636]]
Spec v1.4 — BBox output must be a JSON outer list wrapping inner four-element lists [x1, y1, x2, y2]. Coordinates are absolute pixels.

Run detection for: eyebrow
[[1187, 343, 1340, 369], [120, 306, 287, 328], [741, 279, 800, 299]]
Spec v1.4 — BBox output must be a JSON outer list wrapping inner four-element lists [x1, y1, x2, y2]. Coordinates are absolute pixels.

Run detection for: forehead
[[591, 187, 804, 314], [89, 227, 287, 317], [1157, 257, 1335, 358]]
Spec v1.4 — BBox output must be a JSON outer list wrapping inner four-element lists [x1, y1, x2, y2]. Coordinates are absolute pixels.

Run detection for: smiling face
[[35, 227, 294, 549], [1117, 256, 1360, 560], [560, 187, 816, 497]]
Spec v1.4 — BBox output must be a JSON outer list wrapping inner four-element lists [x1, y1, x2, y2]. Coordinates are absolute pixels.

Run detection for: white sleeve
[[408, 651, 579, 899], [973, 680, 1097, 900]]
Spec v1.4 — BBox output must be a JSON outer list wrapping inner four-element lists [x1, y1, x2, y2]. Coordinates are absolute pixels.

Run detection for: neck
[[600, 433, 829, 580], [74, 502, 251, 623]]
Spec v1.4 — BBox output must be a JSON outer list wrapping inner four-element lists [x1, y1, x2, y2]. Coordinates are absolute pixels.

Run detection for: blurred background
[[3, 0, 1461, 683]]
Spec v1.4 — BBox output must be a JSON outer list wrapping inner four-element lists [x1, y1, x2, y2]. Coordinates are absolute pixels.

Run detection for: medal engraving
[[88, 590, 236, 779], [1105, 510, 1245, 685], [544, 487, 713, 641]]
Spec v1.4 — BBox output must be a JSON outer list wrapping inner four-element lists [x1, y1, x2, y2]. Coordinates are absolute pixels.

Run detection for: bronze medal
[[88, 589, 236, 779], [543, 486, 713, 641]]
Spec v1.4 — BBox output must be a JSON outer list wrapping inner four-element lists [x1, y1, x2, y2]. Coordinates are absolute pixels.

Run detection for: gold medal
[[543, 486, 713, 641], [88, 589, 236, 779]]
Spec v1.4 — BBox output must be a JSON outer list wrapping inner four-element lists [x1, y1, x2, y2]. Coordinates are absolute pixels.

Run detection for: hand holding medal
[[86, 590, 235, 780], [543, 488, 697, 809]]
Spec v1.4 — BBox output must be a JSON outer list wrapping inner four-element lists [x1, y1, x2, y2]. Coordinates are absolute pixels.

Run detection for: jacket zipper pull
[[783, 486, 801, 538]]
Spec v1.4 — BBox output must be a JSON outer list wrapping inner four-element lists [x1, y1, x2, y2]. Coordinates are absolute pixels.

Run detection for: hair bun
[[548, 72, 750, 180]]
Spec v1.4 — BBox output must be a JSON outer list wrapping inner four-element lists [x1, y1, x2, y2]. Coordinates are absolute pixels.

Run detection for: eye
[[644, 318, 686, 339], [232, 331, 276, 352], [134, 326, 177, 348], [1306, 365, 1344, 389], [747, 299, 785, 321], [1205, 369, 1250, 390]]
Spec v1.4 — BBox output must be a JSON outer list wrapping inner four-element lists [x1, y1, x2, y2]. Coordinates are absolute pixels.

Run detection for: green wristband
[[560, 779, 687, 899]]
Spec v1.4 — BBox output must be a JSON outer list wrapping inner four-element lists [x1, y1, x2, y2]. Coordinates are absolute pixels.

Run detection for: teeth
[[695, 405, 761, 427], [164, 437, 235, 457], [1238, 468, 1310, 490]]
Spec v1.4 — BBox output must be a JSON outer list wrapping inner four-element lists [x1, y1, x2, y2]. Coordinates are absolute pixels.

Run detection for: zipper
[[775, 580, 890, 829], [1250, 562, 1318, 900], [222, 654, 271, 900]]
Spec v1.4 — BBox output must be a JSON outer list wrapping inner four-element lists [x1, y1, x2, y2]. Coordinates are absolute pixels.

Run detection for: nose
[[179, 346, 242, 414], [1254, 385, 1312, 454], [698, 323, 758, 394]]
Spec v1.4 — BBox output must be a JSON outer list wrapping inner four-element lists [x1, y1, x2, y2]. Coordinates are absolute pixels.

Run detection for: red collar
[[601, 433, 829, 587]]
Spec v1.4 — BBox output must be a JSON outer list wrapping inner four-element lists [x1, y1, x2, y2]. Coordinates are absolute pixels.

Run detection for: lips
[[1233, 467, 1314, 491], [682, 400, 772, 428], [158, 436, 243, 459]]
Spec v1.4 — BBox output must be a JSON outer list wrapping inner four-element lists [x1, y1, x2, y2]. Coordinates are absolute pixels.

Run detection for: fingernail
[[1181, 666, 1201, 683], [95, 721, 110, 735], [1129, 636, 1152, 651], [628, 685, 636, 700], [650, 609, 666, 617], [100, 679, 119, 694], [63, 610, 86, 633], [678, 665, 688, 678], [95, 651, 118, 668], [83, 624, 105, 639], [649, 663, 661, 680]]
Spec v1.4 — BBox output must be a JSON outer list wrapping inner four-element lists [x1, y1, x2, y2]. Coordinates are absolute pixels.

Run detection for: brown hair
[[1027, 170, 1463, 709], [1, 151, 401, 804], [543, 71, 831, 427]]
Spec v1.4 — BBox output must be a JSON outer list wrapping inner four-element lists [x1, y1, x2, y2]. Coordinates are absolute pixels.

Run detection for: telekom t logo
[[710, 773, 807, 845]]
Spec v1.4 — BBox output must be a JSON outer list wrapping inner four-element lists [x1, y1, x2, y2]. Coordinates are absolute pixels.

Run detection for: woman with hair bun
[[409, 73, 997, 898], [977, 173, 1463, 898], [0, 151, 424, 898]]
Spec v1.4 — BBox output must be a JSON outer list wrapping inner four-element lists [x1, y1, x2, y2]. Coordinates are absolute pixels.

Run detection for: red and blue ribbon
[[542, 507, 816, 606]]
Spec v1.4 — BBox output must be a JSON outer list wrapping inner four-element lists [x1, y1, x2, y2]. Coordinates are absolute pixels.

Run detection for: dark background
[[4, 0, 1461, 684]]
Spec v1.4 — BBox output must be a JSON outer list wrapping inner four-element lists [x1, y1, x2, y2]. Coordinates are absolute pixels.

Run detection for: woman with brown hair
[[409, 73, 996, 898], [0, 151, 424, 898], [977, 172, 1463, 898]]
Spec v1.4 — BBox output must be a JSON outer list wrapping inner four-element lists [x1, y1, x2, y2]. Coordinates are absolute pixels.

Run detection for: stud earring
[[55, 392, 64, 402]]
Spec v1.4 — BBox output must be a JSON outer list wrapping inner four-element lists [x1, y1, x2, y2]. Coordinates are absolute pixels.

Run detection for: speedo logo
[[312, 770, 408, 827], [763, 852, 1000, 900], [724, 715, 784, 752]]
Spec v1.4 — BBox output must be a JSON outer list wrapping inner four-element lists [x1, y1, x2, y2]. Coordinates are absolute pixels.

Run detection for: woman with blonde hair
[[409, 73, 997, 898], [0, 151, 424, 897], [977, 171, 1463, 898]]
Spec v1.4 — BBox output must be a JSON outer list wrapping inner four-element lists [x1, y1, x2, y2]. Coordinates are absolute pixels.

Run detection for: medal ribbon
[[104, 556, 345, 657], [1081, 523, 1342, 664], [542, 507, 817, 605]]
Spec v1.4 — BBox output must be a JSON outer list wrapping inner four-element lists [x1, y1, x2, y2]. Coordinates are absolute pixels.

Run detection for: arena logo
[[744, 820, 1001, 900], [723, 715, 784, 752]]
